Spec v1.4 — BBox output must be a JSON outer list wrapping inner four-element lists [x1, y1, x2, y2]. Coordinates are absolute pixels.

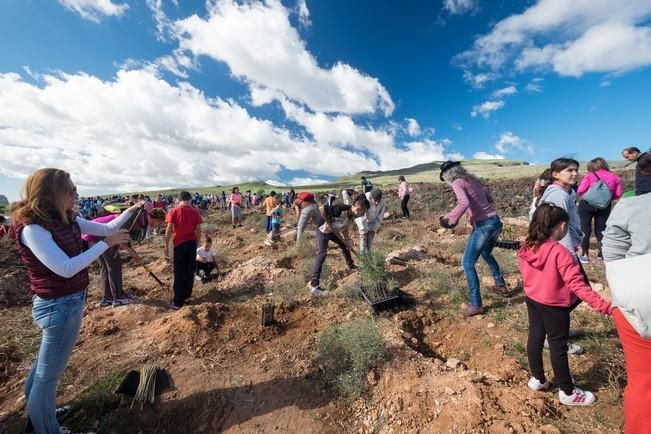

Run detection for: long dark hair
[[525, 203, 569, 250]]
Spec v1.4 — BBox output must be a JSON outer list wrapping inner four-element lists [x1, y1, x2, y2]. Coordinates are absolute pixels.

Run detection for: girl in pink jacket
[[576, 158, 623, 263], [519, 203, 611, 406]]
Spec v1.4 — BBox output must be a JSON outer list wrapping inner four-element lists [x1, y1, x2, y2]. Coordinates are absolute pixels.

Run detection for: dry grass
[[315, 319, 385, 398]]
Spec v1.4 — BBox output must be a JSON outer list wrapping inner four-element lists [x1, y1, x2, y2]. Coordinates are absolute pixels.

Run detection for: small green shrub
[[358, 250, 390, 289], [316, 320, 385, 398]]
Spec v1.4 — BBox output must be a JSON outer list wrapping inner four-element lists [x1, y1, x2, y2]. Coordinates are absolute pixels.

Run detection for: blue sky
[[1, 0, 650, 200]]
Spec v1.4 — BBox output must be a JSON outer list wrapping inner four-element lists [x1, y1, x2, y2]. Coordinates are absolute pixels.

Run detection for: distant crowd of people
[[2, 144, 650, 433]]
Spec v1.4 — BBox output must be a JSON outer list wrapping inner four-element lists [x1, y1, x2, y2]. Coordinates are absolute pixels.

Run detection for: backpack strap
[[592, 171, 611, 193]]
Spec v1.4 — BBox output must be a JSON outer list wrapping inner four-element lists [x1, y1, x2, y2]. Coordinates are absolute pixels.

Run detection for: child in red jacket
[[519, 203, 612, 406]]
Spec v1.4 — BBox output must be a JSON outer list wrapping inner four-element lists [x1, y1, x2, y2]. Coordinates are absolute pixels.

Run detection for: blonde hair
[[11, 168, 77, 226], [586, 157, 610, 173]]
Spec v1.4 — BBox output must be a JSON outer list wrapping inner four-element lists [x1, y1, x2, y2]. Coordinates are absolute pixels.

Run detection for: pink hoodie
[[399, 181, 410, 199], [577, 169, 623, 199], [518, 239, 612, 314]]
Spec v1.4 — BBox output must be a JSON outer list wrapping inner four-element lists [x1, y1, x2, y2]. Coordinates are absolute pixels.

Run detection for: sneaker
[[578, 255, 589, 264], [559, 387, 596, 406], [112, 299, 130, 308], [463, 305, 487, 318], [195, 275, 202, 282], [310, 286, 326, 297], [544, 340, 583, 355], [99, 299, 111, 307], [25, 406, 71, 433], [527, 377, 551, 391], [169, 302, 181, 310]]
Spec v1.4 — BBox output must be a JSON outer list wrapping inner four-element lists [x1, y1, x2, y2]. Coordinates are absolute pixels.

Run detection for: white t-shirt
[[196, 246, 217, 262]]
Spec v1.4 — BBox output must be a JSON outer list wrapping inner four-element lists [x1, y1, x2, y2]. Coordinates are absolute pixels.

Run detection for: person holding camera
[[11, 168, 135, 434]]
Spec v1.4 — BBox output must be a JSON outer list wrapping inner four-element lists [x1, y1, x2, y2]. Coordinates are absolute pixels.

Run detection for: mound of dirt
[[219, 256, 286, 291], [0, 238, 31, 307], [144, 303, 226, 356]]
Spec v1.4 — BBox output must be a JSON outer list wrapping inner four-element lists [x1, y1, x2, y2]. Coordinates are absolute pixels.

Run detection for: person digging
[[309, 194, 368, 296], [438, 160, 510, 318]]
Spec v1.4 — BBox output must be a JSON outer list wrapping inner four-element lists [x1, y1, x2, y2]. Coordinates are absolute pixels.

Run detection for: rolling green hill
[[117, 158, 633, 198]]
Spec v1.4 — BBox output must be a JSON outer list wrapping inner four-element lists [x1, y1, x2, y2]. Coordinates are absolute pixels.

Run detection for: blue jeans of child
[[25, 289, 87, 434], [461, 216, 505, 308]]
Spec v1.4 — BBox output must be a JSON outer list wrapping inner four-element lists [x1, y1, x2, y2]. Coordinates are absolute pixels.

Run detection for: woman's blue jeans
[[461, 216, 505, 308], [25, 289, 87, 434]]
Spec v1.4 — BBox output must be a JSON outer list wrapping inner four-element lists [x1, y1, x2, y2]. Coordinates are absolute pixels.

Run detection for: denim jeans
[[310, 230, 354, 288], [25, 289, 87, 434], [461, 216, 505, 307]]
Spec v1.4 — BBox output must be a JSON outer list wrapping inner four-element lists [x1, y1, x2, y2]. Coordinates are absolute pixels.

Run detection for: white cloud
[[525, 77, 544, 93], [287, 177, 330, 186], [457, 0, 651, 79], [444, 0, 476, 15], [0, 67, 457, 195], [471, 100, 505, 118], [495, 132, 533, 154], [265, 180, 287, 187], [278, 99, 461, 171], [172, 0, 394, 116], [406, 118, 421, 137], [0, 68, 397, 195], [58, 0, 128, 23], [296, 0, 311, 27], [492, 85, 517, 98], [473, 152, 505, 160], [462, 71, 496, 88], [452, 123, 463, 131], [146, 0, 175, 41]]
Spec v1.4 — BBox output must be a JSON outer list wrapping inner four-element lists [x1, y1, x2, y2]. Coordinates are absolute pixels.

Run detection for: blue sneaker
[[99, 299, 111, 307]]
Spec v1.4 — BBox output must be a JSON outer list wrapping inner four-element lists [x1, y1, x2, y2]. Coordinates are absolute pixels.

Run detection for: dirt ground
[[0, 177, 629, 434]]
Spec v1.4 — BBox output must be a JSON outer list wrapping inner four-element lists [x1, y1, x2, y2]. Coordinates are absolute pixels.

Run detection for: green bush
[[316, 320, 385, 398], [358, 250, 390, 289]]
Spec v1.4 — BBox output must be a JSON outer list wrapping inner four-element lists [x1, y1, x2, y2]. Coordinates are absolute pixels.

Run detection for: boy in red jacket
[[519, 203, 611, 406]]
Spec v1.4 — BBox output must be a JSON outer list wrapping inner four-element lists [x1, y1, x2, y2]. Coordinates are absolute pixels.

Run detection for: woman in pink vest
[[11, 169, 134, 434]]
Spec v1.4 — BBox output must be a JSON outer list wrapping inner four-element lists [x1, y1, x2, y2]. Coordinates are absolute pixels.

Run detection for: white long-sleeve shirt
[[20, 212, 132, 278]]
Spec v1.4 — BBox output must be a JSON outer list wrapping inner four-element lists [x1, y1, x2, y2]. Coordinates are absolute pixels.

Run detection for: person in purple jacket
[[11, 168, 134, 434], [438, 161, 508, 317]]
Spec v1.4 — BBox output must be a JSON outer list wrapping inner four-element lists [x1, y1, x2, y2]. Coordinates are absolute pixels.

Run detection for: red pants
[[613, 308, 651, 434]]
